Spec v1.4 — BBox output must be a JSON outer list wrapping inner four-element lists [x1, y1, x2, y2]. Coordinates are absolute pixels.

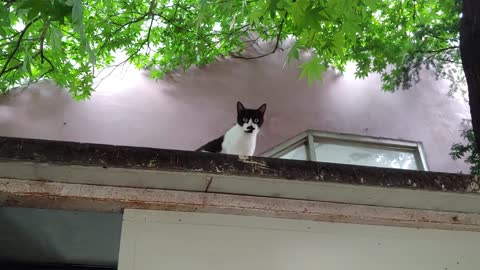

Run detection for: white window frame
[[261, 130, 429, 171]]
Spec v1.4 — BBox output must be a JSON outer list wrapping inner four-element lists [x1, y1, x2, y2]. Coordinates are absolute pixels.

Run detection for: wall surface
[[0, 49, 470, 173], [119, 209, 480, 270]]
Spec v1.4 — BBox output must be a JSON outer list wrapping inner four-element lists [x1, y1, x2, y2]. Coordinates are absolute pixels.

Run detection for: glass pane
[[314, 142, 418, 170], [279, 144, 308, 161]]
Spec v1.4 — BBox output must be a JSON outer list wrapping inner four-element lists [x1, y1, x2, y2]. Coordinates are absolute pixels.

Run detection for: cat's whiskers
[[258, 130, 265, 137]]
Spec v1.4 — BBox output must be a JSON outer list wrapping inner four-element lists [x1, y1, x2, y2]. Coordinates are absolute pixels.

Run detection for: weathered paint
[[118, 210, 480, 270], [1, 178, 480, 232]]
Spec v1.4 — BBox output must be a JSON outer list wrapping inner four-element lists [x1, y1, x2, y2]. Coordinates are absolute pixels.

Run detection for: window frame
[[261, 130, 429, 171]]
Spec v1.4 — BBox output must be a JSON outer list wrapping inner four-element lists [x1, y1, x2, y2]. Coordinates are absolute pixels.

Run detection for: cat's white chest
[[221, 125, 257, 156]]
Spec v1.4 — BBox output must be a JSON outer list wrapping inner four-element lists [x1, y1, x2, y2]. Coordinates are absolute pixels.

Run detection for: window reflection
[[268, 131, 425, 171], [314, 143, 417, 170], [279, 144, 308, 161]]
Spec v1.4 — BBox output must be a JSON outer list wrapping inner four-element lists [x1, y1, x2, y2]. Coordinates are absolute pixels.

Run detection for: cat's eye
[[254, 118, 259, 123], [243, 117, 248, 123]]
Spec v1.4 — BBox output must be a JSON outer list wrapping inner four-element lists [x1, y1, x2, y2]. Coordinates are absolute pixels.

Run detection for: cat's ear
[[257, 103, 267, 115], [237, 101, 245, 113]]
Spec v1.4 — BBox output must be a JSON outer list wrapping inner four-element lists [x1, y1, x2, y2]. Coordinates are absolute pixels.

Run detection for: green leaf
[[0, 5, 10, 27], [269, 0, 279, 19], [86, 43, 96, 65], [287, 44, 300, 63], [66, 0, 83, 25], [0, 0, 467, 102], [22, 48, 34, 78], [300, 55, 327, 86], [362, 0, 376, 8], [248, 6, 265, 25], [47, 26, 63, 52], [343, 12, 362, 34], [197, 0, 208, 24], [50, 1, 73, 23], [149, 69, 164, 79], [15, 3, 30, 18], [332, 32, 345, 50]]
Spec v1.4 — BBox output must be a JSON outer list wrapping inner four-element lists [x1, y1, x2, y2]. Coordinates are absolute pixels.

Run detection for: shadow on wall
[[146, 47, 343, 149], [0, 207, 122, 266], [152, 42, 340, 110], [0, 82, 72, 140], [0, 42, 471, 173]]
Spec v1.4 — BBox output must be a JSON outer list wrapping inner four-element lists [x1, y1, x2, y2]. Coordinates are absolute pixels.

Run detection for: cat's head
[[236, 101, 267, 134]]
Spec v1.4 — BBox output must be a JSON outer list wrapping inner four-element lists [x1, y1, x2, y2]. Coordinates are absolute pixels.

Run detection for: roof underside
[[0, 136, 479, 213], [1, 136, 480, 266]]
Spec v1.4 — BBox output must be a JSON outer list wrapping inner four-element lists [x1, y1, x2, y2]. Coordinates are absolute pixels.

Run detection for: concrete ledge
[[0, 136, 477, 191], [2, 178, 480, 232], [1, 136, 480, 214]]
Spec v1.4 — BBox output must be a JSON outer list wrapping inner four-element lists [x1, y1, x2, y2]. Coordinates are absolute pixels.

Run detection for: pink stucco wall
[[0, 49, 471, 173]]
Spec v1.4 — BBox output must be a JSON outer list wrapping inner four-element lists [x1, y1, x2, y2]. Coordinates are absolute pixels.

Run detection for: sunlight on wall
[[343, 62, 358, 80], [92, 51, 147, 96], [333, 61, 357, 80]]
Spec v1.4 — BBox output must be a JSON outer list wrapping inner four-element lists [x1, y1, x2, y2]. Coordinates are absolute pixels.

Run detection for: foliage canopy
[[1, 0, 463, 99]]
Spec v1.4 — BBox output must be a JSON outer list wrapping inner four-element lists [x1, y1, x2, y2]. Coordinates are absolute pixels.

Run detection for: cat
[[196, 101, 267, 156]]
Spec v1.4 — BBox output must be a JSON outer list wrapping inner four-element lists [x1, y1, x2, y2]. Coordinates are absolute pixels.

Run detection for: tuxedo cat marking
[[197, 102, 267, 156]]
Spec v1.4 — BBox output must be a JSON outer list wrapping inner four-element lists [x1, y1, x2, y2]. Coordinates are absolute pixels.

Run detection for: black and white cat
[[197, 101, 267, 156]]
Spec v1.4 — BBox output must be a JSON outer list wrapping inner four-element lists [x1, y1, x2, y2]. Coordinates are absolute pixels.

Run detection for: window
[[262, 130, 428, 171]]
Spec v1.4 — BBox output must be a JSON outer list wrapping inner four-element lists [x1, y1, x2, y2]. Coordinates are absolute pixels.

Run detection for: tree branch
[[145, 15, 155, 52], [1, 51, 41, 76], [422, 46, 460, 62], [0, 16, 40, 77], [412, 0, 416, 24], [422, 46, 459, 54], [0, 38, 39, 48], [39, 19, 51, 65]]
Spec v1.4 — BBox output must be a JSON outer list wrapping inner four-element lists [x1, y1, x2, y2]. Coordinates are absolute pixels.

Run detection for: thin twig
[[34, 68, 54, 83], [231, 18, 286, 60], [96, 14, 150, 55], [94, 5, 157, 89], [437, 57, 461, 64], [96, 0, 156, 56], [4, 0, 15, 8]]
